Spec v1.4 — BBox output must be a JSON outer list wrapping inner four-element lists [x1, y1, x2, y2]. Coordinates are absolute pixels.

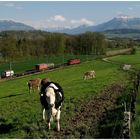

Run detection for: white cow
[[40, 82, 64, 131], [123, 64, 131, 71]]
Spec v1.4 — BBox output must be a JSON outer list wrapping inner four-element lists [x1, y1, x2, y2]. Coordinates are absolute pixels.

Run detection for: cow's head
[[46, 88, 56, 108]]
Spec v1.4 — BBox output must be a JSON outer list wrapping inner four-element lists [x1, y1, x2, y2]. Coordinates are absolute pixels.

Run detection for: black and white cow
[[40, 81, 64, 131]]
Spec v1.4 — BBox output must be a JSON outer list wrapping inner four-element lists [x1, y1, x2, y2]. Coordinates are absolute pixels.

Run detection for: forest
[[0, 30, 138, 62]]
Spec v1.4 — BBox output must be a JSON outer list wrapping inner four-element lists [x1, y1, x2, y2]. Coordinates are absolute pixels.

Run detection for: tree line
[[0, 31, 137, 62]]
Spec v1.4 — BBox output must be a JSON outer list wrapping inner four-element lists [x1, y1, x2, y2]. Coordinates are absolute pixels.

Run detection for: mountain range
[[0, 20, 35, 31], [55, 16, 140, 34], [1, 16, 140, 35]]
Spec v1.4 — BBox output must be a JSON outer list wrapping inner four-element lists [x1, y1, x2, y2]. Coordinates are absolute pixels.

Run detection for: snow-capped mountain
[[53, 16, 140, 34]]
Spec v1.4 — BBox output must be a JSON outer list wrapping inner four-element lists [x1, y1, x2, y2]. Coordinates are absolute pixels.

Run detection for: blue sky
[[0, 1, 140, 29]]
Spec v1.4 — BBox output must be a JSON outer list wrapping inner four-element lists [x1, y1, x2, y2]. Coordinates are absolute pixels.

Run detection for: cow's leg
[[38, 85, 40, 91], [92, 74, 95, 78], [83, 75, 85, 80], [28, 85, 31, 93], [48, 117, 52, 130], [32, 87, 35, 93], [29, 88, 30, 93], [29, 87, 32, 93], [84, 75, 87, 80], [56, 109, 61, 131], [47, 111, 52, 130], [43, 108, 46, 121]]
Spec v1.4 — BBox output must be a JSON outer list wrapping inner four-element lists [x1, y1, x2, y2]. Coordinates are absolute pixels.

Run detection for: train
[[0, 59, 81, 79], [1, 70, 14, 78], [67, 59, 81, 65]]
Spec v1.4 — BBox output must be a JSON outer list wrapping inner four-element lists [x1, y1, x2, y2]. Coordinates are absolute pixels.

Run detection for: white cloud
[[51, 15, 66, 22], [71, 18, 94, 26], [22, 16, 94, 30]]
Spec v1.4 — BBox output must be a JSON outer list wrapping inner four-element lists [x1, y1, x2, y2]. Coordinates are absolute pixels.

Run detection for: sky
[[0, 1, 140, 29]]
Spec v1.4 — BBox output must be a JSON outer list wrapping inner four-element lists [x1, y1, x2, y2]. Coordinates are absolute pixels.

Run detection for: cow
[[84, 70, 95, 80], [27, 78, 41, 93], [41, 78, 51, 87], [40, 81, 64, 131], [122, 64, 131, 71]]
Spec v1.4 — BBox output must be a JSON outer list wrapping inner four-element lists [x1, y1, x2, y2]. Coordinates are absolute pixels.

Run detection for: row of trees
[[0, 31, 136, 62], [0, 31, 107, 62]]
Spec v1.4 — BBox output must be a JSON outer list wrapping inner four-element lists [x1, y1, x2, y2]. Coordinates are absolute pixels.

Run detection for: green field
[[107, 51, 140, 70], [0, 52, 139, 138], [0, 56, 128, 138], [0, 55, 95, 74]]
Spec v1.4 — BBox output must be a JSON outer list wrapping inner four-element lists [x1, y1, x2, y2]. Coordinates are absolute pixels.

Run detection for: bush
[[131, 47, 137, 55]]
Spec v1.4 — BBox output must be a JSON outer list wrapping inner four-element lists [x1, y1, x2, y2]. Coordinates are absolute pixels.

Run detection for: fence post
[[123, 111, 131, 138]]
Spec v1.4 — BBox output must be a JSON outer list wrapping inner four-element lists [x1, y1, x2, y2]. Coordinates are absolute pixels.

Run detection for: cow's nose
[[50, 104, 54, 108]]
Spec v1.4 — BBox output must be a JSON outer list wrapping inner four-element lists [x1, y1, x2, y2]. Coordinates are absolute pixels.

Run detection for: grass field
[[0, 56, 128, 138], [0, 51, 140, 138], [107, 51, 140, 70]]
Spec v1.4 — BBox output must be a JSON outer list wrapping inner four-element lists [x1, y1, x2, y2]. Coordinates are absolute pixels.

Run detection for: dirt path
[[51, 83, 125, 138]]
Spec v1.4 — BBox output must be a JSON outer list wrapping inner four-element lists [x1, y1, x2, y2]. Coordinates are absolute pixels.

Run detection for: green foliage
[[0, 31, 107, 64], [130, 47, 137, 54]]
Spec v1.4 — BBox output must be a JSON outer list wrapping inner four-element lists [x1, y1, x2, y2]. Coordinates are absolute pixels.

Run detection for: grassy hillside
[[107, 52, 140, 139], [0, 58, 127, 138]]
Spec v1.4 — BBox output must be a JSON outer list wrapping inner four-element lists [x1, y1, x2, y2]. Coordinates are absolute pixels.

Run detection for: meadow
[[0, 52, 139, 138], [107, 51, 140, 70]]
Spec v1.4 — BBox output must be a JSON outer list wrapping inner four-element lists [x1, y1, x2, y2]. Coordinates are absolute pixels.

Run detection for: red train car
[[35, 63, 48, 71], [67, 59, 81, 65]]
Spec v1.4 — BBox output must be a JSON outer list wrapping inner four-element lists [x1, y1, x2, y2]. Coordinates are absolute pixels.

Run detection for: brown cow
[[40, 78, 51, 94], [84, 70, 95, 80], [41, 78, 51, 86], [27, 78, 41, 93]]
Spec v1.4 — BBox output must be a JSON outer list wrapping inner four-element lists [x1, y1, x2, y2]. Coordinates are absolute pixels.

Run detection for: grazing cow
[[40, 81, 64, 131], [27, 78, 41, 93], [84, 70, 95, 80], [123, 64, 131, 71]]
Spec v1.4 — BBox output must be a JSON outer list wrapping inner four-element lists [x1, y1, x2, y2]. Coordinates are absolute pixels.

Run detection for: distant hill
[[103, 29, 140, 39], [54, 16, 140, 35], [0, 20, 35, 31]]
